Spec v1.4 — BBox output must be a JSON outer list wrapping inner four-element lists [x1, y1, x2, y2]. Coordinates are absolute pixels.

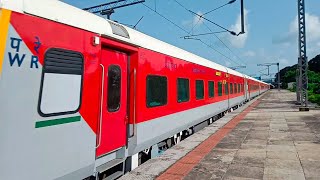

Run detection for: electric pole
[[257, 63, 280, 91], [297, 0, 309, 111], [277, 63, 280, 92]]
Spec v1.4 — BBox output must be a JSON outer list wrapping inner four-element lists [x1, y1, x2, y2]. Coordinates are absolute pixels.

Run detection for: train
[[0, 0, 269, 180]]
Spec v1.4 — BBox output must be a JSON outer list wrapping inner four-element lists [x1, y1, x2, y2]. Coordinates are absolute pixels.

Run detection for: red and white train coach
[[0, 0, 269, 179]]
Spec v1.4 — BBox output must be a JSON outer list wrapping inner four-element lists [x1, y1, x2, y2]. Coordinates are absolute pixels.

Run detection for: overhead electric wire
[[189, 17, 201, 34], [203, 23, 247, 65], [188, 0, 236, 32], [173, 0, 237, 35], [133, 16, 144, 29], [142, 3, 189, 34], [181, 31, 228, 38], [172, 0, 245, 66], [175, 0, 245, 66], [176, 0, 237, 34], [189, 10, 237, 35], [141, 2, 242, 65], [202, 0, 237, 16]]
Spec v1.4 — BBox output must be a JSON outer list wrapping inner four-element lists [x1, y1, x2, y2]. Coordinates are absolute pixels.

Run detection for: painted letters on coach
[[8, 36, 39, 68]]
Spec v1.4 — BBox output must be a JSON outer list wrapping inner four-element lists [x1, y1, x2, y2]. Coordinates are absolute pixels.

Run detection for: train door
[[259, 84, 261, 94], [96, 48, 128, 157], [245, 79, 249, 100]]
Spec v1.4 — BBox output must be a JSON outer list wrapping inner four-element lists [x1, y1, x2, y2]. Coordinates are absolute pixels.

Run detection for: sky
[[62, 0, 320, 80]]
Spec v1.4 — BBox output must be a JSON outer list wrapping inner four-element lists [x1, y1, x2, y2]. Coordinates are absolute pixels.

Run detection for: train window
[[38, 48, 83, 117], [235, 83, 237, 93], [208, 81, 214, 98], [225, 83, 229, 95], [218, 82, 223, 96], [196, 80, 204, 100], [230, 83, 233, 94], [238, 84, 241, 93], [107, 65, 121, 112], [177, 78, 190, 103], [234, 84, 240, 93], [147, 75, 167, 107]]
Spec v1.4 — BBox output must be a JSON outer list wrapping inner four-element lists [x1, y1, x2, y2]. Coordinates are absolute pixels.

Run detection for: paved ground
[[122, 90, 320, 180]]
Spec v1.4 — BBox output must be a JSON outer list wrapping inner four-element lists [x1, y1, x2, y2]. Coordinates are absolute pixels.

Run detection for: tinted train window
[[107, 65, 121, 112], [230, 83, 233, 94], [147, 75, 167, 107], [225, 83, 229, 95], [38, 48, 83, 117], [218, 82, 223, 96], [238, 84, 241, 93], [196, 80, 204, 100], [177, 78, 189, 103], [234, 84, 237, 93], [208, 81, 214, 98]]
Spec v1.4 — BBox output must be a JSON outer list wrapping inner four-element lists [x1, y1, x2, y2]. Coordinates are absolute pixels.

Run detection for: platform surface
[[121, 90, 320, 180]]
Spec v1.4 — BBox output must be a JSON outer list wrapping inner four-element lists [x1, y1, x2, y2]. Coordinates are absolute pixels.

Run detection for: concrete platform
[[121, 90, 320, 180]]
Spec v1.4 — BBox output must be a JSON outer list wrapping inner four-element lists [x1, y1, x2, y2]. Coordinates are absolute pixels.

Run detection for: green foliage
[[288, 88, 295, 92], [283, 70, 296, 83], [276, 54, 320, 105], [282, 70, 320, 84], [308, 71, 320, 84], [308, 93, 320, 105]]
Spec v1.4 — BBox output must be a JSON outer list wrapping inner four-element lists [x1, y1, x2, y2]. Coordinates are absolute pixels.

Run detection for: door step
[[96, 158, 124, 173], [98, 160, 125, 180], [101, 171, 123, 180], [95, 147, 126, 179]]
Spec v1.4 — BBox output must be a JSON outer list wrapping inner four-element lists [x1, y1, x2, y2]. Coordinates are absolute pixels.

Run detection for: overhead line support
[[297, 0, 309, 110], [228, 65, 246, 70], [257, 63, 280, 91]]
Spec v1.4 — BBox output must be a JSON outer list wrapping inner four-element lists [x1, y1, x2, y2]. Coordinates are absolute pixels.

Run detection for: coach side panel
[[0, 10, 100, 180], [128, 48, 243, 154]]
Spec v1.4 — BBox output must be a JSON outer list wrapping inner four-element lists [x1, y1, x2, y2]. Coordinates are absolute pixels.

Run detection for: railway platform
[[121, 90, 320, 180]]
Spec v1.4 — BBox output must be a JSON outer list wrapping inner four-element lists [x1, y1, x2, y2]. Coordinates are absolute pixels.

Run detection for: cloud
[[291, 13, 320, 42], [273, 13, 320, 45], [228, 9, 249, 48], [242, 50, 256, 57], [182, 11, 205, 31]]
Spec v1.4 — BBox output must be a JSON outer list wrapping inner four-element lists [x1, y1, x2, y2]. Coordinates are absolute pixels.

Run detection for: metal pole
[[296, 61, 300, 104], [297, 0, 309, 111], [240, 0, 245, 34], [277, 63, 280, 91]]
